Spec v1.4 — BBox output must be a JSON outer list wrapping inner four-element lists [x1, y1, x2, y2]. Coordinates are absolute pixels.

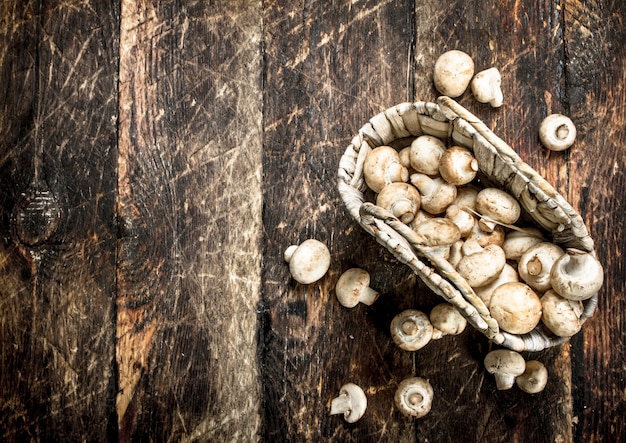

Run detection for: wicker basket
[[337, 96, 598, 352]]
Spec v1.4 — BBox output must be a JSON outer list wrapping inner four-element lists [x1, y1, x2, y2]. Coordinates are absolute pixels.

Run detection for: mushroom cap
[[518, 242, 565, 292], [433, 50, 475, 98], [516, 360, 548, 394], [335, 268, 376, 308], [394, 377, 434, 418], [409, 135, 446, 176], [390, 310, 433, 351], [474, 263, 519, 308], [466, 222, 505, 247], [429, 303, 467, 338], [285, 239, 331, 284], [539, 114, 577, 152], [445, 204, 475, 237], [364, 146, 409, 193], [330, 383, 367, 423], [439, 146, 479, 186], [475, 188, 521, 229], [502, 228, 545, 261], [376, 182, 421, 224], [413, 218, 461, 247], [471, 67, 503, 107], [540, 289, 583, 337], [484, 349, 526, 390], [456, 244, 506, 288], [410, 174, 457, 215], [489, 282, 542, 335], [550, 249, 604, 301]]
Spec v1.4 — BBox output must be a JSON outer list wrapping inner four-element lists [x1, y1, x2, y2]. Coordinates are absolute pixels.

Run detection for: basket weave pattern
[[337, 97, 598, 352]]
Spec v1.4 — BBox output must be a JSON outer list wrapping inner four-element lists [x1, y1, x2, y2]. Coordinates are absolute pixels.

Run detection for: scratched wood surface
[[0, 0, 624, 442]]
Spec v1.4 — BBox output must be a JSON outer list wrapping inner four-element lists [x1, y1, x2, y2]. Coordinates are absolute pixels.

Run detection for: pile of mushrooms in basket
[[284, 50, 603, 422]]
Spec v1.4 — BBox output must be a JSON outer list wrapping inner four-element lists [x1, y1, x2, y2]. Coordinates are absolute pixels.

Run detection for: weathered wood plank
[[564, 1, 626, 441], [116, 0, 263, 441], [261, 0, 418, 441], [0, 0, 118, 440]]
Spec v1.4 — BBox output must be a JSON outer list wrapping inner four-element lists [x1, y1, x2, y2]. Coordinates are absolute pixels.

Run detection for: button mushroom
[[394, 377, 434, 418], [474, 263, 519, 308], [550, 248, 604, 301], [429, 303, 467, 339], [409, 135, 446, 176], [488, 282, 542, 335], [412, 217, 461, 258], [539, 114, 577, 152], [502, 227, 545, 261], [438, 146, 479, 186], [475, 188, 521, 233], [516, 360, 548, 394], [284, 239, 331, 284], [364, 145, 409, 193], [484, 349, 526, 390], [456, 243, 506, 288], [433, 50, 475, 98], [335, 268, 380, 308], [466, 221, 505, 247], [518, 242, 564, 292], [390, 310, 434, 351], [330, 383, 367, 423], [376, 182, 421, 224], [445, 204, 476, 237], [471, 67, 504, 107], [410, 173, 457, 215], [540, 289, 584, 337]]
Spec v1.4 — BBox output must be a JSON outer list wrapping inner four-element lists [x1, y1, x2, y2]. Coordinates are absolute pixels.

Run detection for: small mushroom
[[518, 242, 565, 292], [484, 349, 526, 390], [390, 310, 433, 351], [502, 228, 545, 261], [412, 218, 461, 258], [429, 303, 467, 339], [410, 173, 457, 215], [471, 67, 503, 107], [474, 263, 519, 308], [475, 188, 521, 233], [284, 239, 331, 284], [466, 221, 505, 247], [445, 204, 475, 237], [409, 135, 447, 176], [456, 243, 506, 287], [394, 377, 434, 418], [330, 383, 367, 423], [438, 146, 479, 186], [540, 289, 584, 337], [550, 248, 604, 301], [516, 360, 548, 394], [433, 50, 475, 98], [335, 268, 380, 308], [451, 185, 479, 212], [364, 146, 409, 193], [489, 282, 542, 334], [539, 114, 577, 152], [376, 182, 421, 224]]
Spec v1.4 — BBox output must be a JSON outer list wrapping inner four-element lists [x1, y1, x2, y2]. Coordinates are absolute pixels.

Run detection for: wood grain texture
[[0, 0, 118, 440], [117, 0, 263, 441]]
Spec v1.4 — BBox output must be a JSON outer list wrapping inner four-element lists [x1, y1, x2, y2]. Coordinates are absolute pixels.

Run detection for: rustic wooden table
[[1, 1, 624, 442]]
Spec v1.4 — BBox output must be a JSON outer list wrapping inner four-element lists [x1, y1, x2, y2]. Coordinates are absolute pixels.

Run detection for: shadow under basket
[[337, 96, 599, 352]]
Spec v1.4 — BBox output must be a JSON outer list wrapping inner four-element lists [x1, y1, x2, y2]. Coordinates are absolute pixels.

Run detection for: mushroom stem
[[330, 394, 352, 416], [359, 286, 380, 306]]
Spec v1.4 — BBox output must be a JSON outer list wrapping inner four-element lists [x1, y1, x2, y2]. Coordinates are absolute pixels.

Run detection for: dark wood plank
[[563, 1, 626, 441], [0, 0, 118, 440], [261, 1, 418, 441], [116, 0, 263, 440]]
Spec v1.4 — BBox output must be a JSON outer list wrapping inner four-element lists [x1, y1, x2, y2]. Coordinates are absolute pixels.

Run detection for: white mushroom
[[330, 383, 367, 423], [284, 239, 331, 284], [429, 303, 467, 339], [474, 264, 519, 308], [518, 242, 564, 292], [451, 185, 479, 212], [409, 135, 446, 176], [390, 310, 433, 351], [335, 268, 380, 308], [466, 222, 505, 247], [540, 289, 584, 337], [445, 204, 475, 237], [410, 173, 457, 215], [433, 50, 475, 98], [394, 377, 434, 418], [539, 114, 577, 152], [484, 349, 526, 390], [502, 228, 545, 261], [516, 360, 548, 394], [456, 243, 506, 288], [364, 145, 409, 193], [412, 218, 461, 258], [471, 67, 503, 107], [438, 146, 479, 186], [376, 182, 421, 224], [489, 282, 542, 335], [550, 248, 604, 301], [475, 188, 521, 233]]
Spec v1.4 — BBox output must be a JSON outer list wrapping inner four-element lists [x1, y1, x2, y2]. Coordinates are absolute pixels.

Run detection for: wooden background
[[0, 0, 624, 441]]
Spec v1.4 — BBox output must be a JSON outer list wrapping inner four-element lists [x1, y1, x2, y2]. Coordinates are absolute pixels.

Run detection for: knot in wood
[[14, 189, 62, 246]]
